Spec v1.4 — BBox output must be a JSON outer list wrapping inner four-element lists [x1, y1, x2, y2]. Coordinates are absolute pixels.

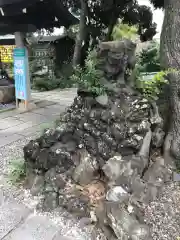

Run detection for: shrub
[[136, 71, 169, 100], [56, 62, 77, 89], [59, 63, 73, 78], [112, 23, 138, 41], [8, 158, 26, 184], [32, 76, 62, 91], [70, 50, 106, 96], [136, 40, 160, 73]]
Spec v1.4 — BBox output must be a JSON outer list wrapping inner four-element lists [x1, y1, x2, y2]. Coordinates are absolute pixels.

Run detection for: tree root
[[139, 129, 152, 159], [163, 132, 176, 170], [150, 101, 163, 127]]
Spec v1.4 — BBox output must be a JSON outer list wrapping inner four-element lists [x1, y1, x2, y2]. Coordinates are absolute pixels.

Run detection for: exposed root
[[163, 133, 176, 169], [150, 101, 163, 127]]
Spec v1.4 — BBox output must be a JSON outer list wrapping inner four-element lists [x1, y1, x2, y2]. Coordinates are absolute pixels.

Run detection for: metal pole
[[14, 32, 24, 47]]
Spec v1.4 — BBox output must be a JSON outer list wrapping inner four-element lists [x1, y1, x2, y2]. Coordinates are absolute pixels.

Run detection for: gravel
[[1, 134, 180, 240], [143, 182, 180, 240], [0, 133, 93, 240]]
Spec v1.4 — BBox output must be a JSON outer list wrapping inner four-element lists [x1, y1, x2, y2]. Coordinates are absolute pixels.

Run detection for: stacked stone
[[24, 40, 170, 240]]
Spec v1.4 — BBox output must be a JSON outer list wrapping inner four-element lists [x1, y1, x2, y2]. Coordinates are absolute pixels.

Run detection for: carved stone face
[[97, 39, 136, 84]]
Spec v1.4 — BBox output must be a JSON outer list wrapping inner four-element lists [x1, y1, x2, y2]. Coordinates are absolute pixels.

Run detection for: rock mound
[[24, 39, 171, 239]]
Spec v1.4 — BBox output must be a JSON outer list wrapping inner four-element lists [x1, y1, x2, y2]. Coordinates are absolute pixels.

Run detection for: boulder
[[24, 39, 168, 239], [106, 186, 129, 203], [72, 149, 99, 185], [0, 84, 15, 103]]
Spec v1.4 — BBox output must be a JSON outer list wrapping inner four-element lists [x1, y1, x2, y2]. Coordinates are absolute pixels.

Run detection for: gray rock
[[84, 134, 98, 156], [65, 141, 77, 152], [23, 39, 155, 240], [0, 84, 15, 103], [50, 142, 66, 152], [45, 168, 66, 192], [143, 157, 167, 184], [106, 186, 129, 203], [152, 127, 165, 148], [95, 94, 108, 106], [30, 175, 45, 196], [103, 155, 133, 182], [130, 174, 146, 202], [97, 140, 112, 160], [143, 183, 159, 203], [43, 192, 58, 210], [107, 207, 138, 239], [59, 193, 89, 218], [49, 145, 73, 172], [91, 227, 109, 240], [130, 224, 150, 240], [72, 149, 98, 185], [136, 120, 151, 134], [107, 205, 150, 240], [111, 123, 127, 141], [78, 217, 92, 227]]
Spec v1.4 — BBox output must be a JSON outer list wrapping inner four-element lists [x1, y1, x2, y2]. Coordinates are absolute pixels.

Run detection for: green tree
[[64, 0, 157, 66], [150, 0, 180, 161], [112, 23, 138, 41], [137, 40, 160, 73]]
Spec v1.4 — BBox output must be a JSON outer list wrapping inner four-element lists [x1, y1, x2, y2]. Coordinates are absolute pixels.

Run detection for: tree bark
[[105, 16, 117, 41], [160, 0, 180, 160], [73, 0, 88, 66], [81, 31, 90, 66]]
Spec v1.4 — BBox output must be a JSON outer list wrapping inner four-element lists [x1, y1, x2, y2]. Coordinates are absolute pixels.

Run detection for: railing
[[140, 72, 158, 81]]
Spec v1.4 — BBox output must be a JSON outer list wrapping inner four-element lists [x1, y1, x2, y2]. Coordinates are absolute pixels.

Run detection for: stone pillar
[[14, 32, 34, 110]]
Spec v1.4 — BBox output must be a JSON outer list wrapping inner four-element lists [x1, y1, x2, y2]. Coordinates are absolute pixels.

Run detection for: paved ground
[[0, 88, 77, 147], [0, 88, 83, 240], [0, 197, 71, 240]]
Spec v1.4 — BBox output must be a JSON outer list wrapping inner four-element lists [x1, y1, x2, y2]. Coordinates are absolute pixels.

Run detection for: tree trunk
[[73, 0, 88, 66], [105, 17, 116, 41], [161, 0, 180, 160], [81, 31, 90, 66]]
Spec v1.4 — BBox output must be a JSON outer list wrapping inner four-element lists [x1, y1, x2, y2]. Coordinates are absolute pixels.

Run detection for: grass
[[8, 158, 26, 184]]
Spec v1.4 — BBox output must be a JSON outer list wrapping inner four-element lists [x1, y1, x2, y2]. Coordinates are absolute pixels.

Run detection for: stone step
[[0, 201, 31, 239], [3, 215, 71, 240]]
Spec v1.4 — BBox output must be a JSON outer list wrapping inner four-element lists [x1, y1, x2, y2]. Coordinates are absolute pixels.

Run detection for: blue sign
[[13, 48, 29, 100]]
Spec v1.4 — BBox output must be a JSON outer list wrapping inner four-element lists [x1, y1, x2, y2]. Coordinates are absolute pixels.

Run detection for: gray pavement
[[0, 88, 77, 240], [0, 196, 71, 240], [0, 88, 77, 148]]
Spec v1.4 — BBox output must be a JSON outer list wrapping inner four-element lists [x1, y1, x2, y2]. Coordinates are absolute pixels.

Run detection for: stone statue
[[24, 39, 168, 240]]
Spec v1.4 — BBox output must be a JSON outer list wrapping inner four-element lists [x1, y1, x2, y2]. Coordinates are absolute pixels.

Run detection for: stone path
[[0, 88, 78, 240], [0, 88, 77, 147], [0, 196, 71, 240]]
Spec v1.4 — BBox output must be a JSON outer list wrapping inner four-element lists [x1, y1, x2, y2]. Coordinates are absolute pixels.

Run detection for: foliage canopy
[[136, 40, 160, 73], [149, 0, 164, 8], [64, 0, 157, 41], [112, 23, 138, 41]]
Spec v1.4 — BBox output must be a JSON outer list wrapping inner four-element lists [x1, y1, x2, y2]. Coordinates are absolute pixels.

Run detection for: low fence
[[0, 45, 56, 82], [140, 72, 158, 81]]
